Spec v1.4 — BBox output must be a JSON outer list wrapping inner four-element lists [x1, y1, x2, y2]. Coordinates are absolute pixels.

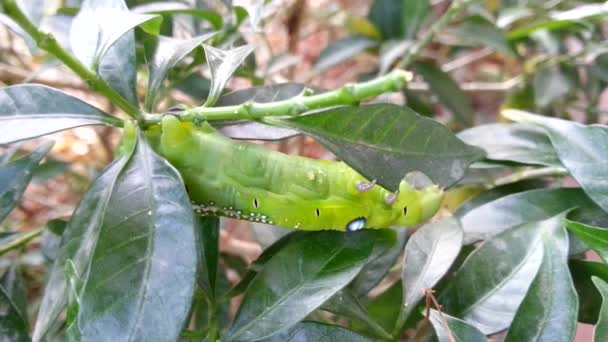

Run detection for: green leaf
[[565, 220, 608, 263], [505, 224, 577, 342], [413, 61, 474, 126], [503, 110, 608, 213], [592, 277, 608, 342], [440, 214, 561, 334], [33, 145, 134, 342], [1, 264, 28, 328], [145, 34, 214, 111], [401, 218, 463, 320], [351, 229, 403, 297], [428, 310, 487, 342], [0, 142, 52, 222], [0, 281, 29, 342], [258, 321, 374, 342], [358, 281, 402, 334], [225, 230, 377, 341], [76, 135, 197, 341], [456, 15, 515, 57], [132, 2, 223, 30], [533, 65, 574, 108], [202, 44, 255, 107], [0, 85, 121, 144], [570, 260, 608, 324], [368, 0, 429, 40], [0, 13, 36, 51], [276, 103, 485, 190], [457, 188, 595, 244], [313, 36, 378, 73], [197, 216, 220, 299], [70, 0, 161, 69], [457, 123, 561, 167], [98, 30, 138, 105]]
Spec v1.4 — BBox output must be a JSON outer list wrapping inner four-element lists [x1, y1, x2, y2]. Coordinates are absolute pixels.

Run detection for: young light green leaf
[[413, 61, 474, 126], [225, 230, 377, 341], [70, 0, 161, 70], [313, 36, 379, 74], [457, 123, 561, 167], [592, 277, 608, 342], [440, 214, 564, 334], [258, 321, 374, 342], [77, 135, 197, 342], [402, 218, 463, 320], [33, 144, 134, 342], [505, 224, 577, 342], [276, 103, 485, 190], [202, 44, 255, 107], [1, 264, 28, 326], [0, 142, 53, 222], [145, 34, 214, 111], [0, 85, 121, 144], [428, 309, 487, 342], [458, 188, 594, 244], [565, 220, 608, 263], [0, 282, 29, 342], [503, 109, 608, 213]]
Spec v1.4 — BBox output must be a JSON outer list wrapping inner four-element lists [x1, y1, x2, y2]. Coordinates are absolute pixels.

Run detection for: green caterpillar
[[151, 116, 443, 232]]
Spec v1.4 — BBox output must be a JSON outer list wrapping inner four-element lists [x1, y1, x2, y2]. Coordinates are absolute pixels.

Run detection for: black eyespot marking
[[315, 208, 320, 217], [403, 206, 408, 215], [346, 217, 366, 232], [253, 198, 259, 208]]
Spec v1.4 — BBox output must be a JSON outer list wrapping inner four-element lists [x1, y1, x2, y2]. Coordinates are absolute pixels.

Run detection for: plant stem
[[0, 227, 44, 256], [144, 69, 412, 124], [492, 166, 569, 187], [396, 0, 475, 69], [4, 0, 140, 119]]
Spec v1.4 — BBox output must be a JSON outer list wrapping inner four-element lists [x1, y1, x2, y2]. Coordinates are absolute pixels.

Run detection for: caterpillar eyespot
[[155, 116, 443, 232]]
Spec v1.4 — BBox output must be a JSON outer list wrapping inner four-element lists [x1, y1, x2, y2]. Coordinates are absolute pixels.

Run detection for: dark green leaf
[[0, 282, 29, 342], [565, 220, 608, 263], [457, 188, 594, 243], [276, 103, 485, 190], [203, 44, 255, 107], [98, 30, 138, 105], [505, 224, 577, 342], [428, 309, 486, 342], [358, 281, 402, 334], [402, 218, 463, 320], [592, 277, 608, 342], [0, 85, 121, 144], [174, 74, 211, 102], [453, 15, 515, 57], [570, 260, 608, 324], [413, 61, 474, 126], [226, 230, 377, 341], [504, 110, 608, 213], [1, 264, 28, 327], [41, 219, 68, 263], [32, 160, 69, 183], [401, 0, 430, 40], [259, 321, 374, 342], [457, 123, 561, 167], [197, 216, 220, 299], [132, 2, 222, 30], [368, 0, 429, 40], [533, 65, 574, 108], [0, 142, 52, 222], [70, 0, 161, 69], [440, 214, 561, 334], [313, 36, 379, 73], [145, 34, 214, 111], [33, 144, 134, 342], [77, 135, 197, 341], [351, 228, 403, 297]]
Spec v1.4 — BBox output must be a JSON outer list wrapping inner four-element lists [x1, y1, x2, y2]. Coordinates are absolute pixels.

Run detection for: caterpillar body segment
[[156, 116, 443, 231]]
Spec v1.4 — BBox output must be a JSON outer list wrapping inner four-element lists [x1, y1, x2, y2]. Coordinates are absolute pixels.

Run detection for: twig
[[0, 227, 44, 256], [143, 69, 412, 124], [396, 0, 476, 69], [4, 0, 140, 119]]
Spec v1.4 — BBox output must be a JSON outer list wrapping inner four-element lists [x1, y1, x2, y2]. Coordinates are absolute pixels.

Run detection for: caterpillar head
[[394, 172, 443, 226]]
